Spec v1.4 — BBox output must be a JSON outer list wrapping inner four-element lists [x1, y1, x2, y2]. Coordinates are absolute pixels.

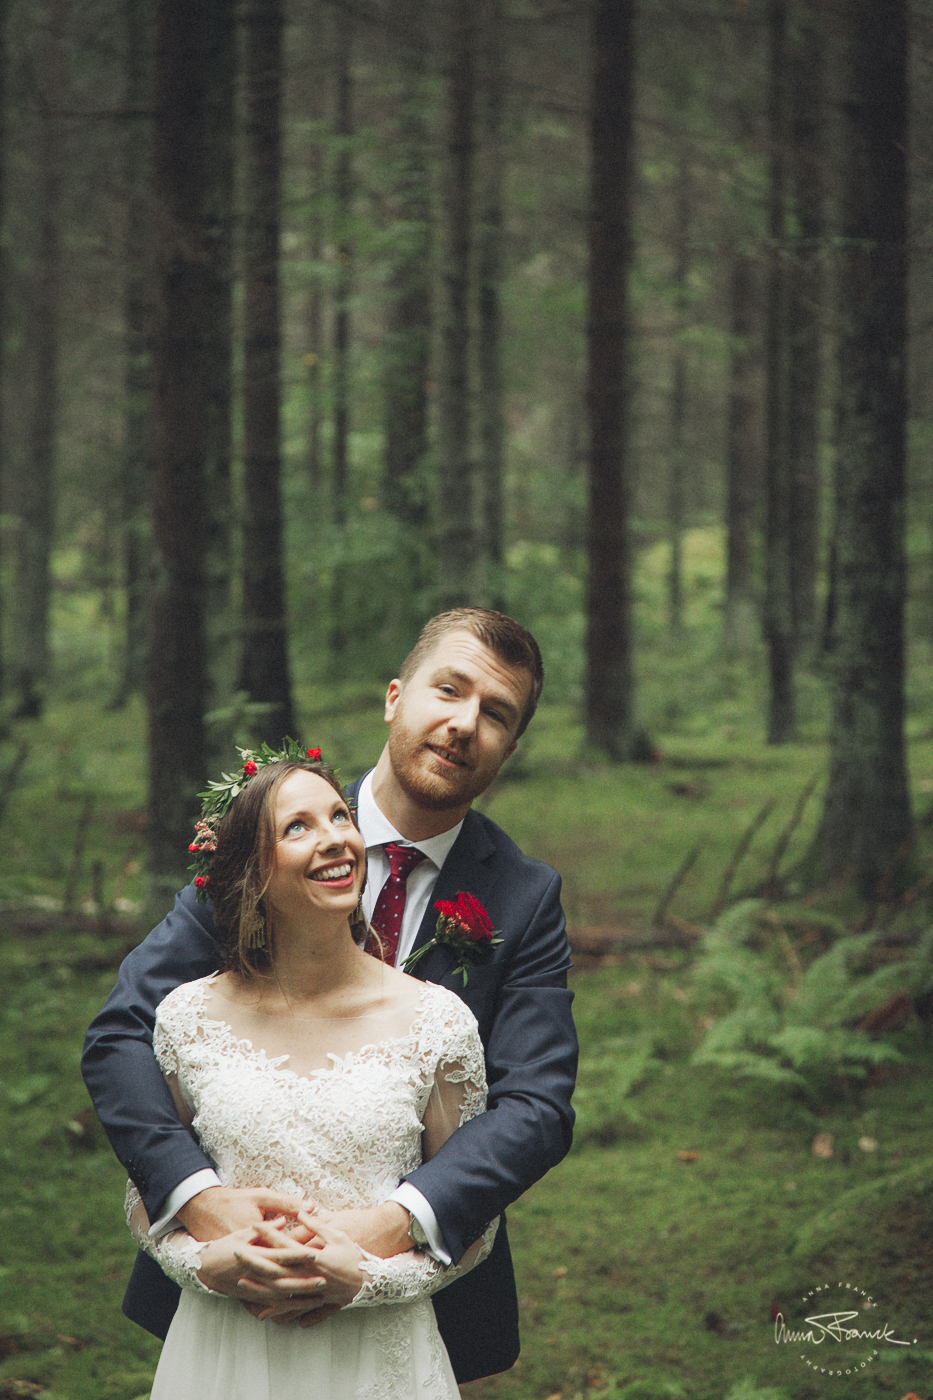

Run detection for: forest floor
[[3, 676, 933, 1400], [3, 921, 933, 1400]]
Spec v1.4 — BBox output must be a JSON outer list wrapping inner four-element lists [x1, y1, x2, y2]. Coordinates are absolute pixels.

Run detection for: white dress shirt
[[356, 771, 464, 963], [152, 771, 465, 1264]]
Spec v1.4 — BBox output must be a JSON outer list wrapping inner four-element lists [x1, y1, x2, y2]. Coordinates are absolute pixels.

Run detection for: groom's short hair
[[399, 609, 544, 739]]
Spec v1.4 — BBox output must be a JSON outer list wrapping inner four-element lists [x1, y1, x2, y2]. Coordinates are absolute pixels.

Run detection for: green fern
[[790, 1158, 933, 1260], [790, 930, 924, 1025], [692, 903, 932, 1101], [573, 1038, 657, 1143], [692, 1046, 808, 1089], [611, 1380, 688, 1400], [722, 1382, 791, 1400]]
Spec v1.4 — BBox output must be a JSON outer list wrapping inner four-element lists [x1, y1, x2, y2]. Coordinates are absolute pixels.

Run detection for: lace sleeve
[[347, 991, 497, 1308], [347, 1218, 498, 1307], [152, 1014, 178, 1078], [124, 1181, 218, 1294], [123, 983, 217, 1294]]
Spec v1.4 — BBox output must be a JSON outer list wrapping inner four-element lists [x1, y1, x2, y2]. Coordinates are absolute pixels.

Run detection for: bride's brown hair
[[208, 760, 366, 977]]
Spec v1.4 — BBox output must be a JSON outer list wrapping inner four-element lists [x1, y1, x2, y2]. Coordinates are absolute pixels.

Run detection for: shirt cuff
[[148, 1169, 223, 1239], [389, 1183, 451, 1265]]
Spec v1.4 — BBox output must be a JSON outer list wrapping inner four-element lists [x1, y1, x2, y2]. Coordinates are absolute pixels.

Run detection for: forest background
[[3, 1, 933, 1398]]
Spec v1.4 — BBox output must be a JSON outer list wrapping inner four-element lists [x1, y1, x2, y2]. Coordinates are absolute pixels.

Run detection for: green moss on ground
[[3, 929, 932, 1400]]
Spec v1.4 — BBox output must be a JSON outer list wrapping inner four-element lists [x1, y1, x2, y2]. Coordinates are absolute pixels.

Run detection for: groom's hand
[[309, 1200, 412, 1258], [197, 1219, 329, 1316], [178, 1186, 305, 1240], [244, 1299, 341, 1326], [282, 1202, 416, 1329], [237, 1214, 365, 1325], [211, 1201, 412, 1327]]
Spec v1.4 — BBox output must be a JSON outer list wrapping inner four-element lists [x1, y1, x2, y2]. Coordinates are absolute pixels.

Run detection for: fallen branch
[[0, 739, 31, 831], [653, 842, 704, 929], [63, 794, 96, 914], [760, 775, 820, 897], [708, 801, 774, 921], [569, 919, 702, 958]]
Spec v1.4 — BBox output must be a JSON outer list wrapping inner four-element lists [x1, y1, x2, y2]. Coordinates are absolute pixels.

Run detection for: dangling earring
[[351, 900, 374, 952], [246, 911, 267, 950], [350, 899, 366, 941]]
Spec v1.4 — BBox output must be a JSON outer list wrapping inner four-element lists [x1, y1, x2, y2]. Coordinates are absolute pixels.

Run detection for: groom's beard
[[386, 723, 496, 814]]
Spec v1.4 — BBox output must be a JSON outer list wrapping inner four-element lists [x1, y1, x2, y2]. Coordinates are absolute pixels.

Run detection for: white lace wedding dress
[[126, 975, 495, 1400]]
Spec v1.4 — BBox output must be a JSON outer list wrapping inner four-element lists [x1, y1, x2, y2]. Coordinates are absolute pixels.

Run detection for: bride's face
[[264, 770, 365, 929]]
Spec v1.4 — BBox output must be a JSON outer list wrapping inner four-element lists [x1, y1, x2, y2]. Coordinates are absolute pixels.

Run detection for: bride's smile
[[265, 771, 366, 928]]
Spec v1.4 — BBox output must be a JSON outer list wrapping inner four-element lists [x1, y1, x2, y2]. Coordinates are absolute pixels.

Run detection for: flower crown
[[188, 738, 324, 901]]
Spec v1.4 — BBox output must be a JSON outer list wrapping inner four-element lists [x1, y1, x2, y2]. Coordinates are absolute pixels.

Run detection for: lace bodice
[[126, 975, 495, 1303]]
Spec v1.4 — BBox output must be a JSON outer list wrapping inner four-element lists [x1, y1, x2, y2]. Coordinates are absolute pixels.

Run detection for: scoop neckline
[[169, 976, 441, 1084]]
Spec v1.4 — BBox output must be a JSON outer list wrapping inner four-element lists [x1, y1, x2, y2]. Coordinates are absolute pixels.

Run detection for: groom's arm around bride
[[82, 608, 578, 1384]]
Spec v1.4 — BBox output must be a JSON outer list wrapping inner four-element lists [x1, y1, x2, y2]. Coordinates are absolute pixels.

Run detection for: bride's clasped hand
[[197, 1209, 366, 1321]]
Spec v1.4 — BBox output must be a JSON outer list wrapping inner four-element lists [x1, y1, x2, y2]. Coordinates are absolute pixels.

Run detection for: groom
[[82, 608, 578, 1384]]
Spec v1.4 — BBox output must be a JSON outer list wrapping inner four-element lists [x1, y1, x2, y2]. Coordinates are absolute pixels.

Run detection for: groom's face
[[383, 630, 532, 815]]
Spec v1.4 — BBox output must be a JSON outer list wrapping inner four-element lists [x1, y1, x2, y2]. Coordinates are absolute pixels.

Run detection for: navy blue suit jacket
[[82, 780, 577, 1383]]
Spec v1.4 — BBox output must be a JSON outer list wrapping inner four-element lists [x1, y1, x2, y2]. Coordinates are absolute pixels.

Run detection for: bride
[[126, 751, 495, 1400]]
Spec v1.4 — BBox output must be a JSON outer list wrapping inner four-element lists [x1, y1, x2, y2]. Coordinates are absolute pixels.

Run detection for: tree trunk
[[437, 0, 479, 610], [305, 245, 324, 493], [239, 0, 295, 743], [147, 0, 210, 916], [667, 152, 690, 637], [723, 251, 758, 655], [0, 0, 7, 700], [809, 0, 911, 896], [12, 0, 64, 718], [329, 11, 352, 662], [113, 0, 153, 710], [201, 0, 236, 767], [787, 2, 824, 656], [304, 4, 326, 496], [762, 0, 796, 743], [382, 0, 430, 523], [477, 0, 505, 611], [585, 0, 636, 760]]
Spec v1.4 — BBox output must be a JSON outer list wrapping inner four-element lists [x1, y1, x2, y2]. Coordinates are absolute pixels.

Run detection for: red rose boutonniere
[[402, 891, 502, 986]]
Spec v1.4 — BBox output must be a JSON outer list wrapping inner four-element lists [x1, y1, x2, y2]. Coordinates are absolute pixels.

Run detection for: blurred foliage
[[486, 959, 933, 1400], [691, 901, 933, 1104], [571, 970, 696, 1146], [0, 922, 162, 1400]]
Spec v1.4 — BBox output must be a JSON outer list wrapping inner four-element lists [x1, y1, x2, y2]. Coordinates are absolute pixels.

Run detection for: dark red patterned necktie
[[366, 843, 426, 964]]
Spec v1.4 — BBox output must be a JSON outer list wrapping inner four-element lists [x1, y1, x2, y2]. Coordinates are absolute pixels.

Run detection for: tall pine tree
[[147, 0, 210, 914], [809, 0, 911, 895], [239, 0, 295, 743], [585, 0, 636, 759]]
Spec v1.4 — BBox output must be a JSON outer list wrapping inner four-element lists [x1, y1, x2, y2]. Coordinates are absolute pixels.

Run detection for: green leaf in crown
[[187, 738, 325, 901]]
